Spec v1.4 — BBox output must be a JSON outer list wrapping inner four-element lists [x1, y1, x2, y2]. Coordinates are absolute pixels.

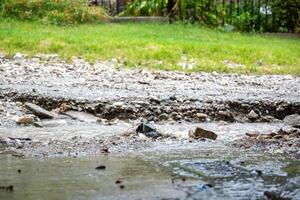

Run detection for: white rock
[[13, 53, 23, 60]]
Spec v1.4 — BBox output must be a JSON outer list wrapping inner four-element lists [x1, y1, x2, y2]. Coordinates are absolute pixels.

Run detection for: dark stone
[[119, 185, 125, 189], [136, 122, 156, 134], [24, 102, 53, 119], [17, 169, 21, 173], [115, 180, 122, 184], [136, 122, 162, 138], [95, 165, 106, 170]]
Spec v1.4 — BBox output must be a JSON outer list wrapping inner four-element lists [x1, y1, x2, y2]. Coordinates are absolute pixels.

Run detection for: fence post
[[265, 0, 268, 30], [229, 0, 233, 24], [187, 0, 189, 20], [116, 0, 119, 14], [257, 0, 261, 30], [272, 0, 275, 32], [194, 0, 196, 22], [237, 0, 240, 16], [222, 0, 225, 26]]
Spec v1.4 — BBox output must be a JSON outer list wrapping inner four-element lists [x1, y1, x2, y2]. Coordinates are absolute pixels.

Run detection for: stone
[[113, 102, 124, 107], [189, 127, 218, 140], [136, 122, 162, 138], [15, 115, 34, 125], [24, 103, 54, 119], [64, 111, 98, 123], [196, 113, 208, 121], [247, 110, 259, 121], [13, 53, 23, 60], [284, 114, 300, 128], [136, 122, 156, 134]]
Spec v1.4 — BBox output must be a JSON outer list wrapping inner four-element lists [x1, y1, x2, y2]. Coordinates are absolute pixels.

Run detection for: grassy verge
[[0, 18, 300, 74]]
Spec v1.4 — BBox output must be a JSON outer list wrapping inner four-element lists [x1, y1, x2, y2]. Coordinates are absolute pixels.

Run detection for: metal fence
[[98, 0, 296, 32]]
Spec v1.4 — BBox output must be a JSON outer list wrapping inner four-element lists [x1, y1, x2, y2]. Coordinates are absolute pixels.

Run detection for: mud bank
[[1, 55, 300, 124]]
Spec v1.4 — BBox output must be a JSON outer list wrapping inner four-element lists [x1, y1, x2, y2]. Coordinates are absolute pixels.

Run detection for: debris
[[0, 185, 14, 192], [24, 102, 54, 119], [189, 127, 218, 140], [119, 185, 125, 189], [95, 165, 106, 170]]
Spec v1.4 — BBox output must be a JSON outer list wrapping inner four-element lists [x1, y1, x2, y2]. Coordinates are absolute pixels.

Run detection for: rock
[[189, 127, 218, 140], [24, 103, 54, 119], [60, 103, 71, 112], [113, 102, 124, 107], [284, 114, 300, 128], [64, 111, 98, 123], [15, 115, 34, 125], [95, 165, 106, 170], [136, 122, 156, 134], [13, 53, 23, 60], [136, 122, 162, 138], [247, 110, 259, 121], [33, 119, 67, 128], [196, 113, 208, 121]]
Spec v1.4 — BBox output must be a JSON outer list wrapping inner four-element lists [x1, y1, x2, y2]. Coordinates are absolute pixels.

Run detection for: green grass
[[1, 18, 300, 74]]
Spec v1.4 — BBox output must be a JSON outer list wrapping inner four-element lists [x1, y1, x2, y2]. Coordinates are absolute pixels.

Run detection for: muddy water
[[0, 152, 299, 200], [0, 122, 300, 199]]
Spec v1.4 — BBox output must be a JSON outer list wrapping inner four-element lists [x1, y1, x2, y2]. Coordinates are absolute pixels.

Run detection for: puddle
[[0, 156, 185, 200], [0, 122, 299, 199]]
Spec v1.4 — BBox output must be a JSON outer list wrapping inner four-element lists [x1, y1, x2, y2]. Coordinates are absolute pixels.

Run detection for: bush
[[272, 0, 300, 33], [0, 0, 107, 25]]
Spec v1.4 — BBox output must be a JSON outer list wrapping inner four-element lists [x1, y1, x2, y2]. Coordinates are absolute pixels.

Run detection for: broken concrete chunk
[[24, 102, 54, 119], [189, 127, 218, 140], [15, 115, 34, 125], [64, 111, 98, 123], [283, 114, 300, 128]]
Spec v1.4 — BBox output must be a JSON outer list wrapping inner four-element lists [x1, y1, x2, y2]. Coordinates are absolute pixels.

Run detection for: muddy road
[[0, 54, 300, 199]]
